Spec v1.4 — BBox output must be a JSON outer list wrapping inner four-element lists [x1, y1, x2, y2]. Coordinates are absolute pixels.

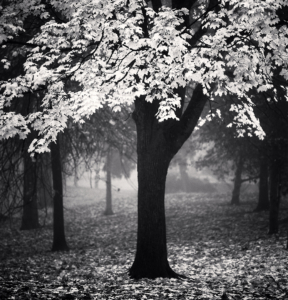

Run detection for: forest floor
[[1, 187, 288, 299]]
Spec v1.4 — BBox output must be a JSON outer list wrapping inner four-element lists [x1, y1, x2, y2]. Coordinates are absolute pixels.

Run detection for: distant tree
[[103, 146, 136, 215], [196, 103, 259, 205], [254, 144, 269, 212], [103, 146, 113, 215], [62, 105, 136, 216]]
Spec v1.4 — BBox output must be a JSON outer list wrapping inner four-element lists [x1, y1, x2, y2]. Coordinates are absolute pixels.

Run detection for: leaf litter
[[1, 187, 288, 299]]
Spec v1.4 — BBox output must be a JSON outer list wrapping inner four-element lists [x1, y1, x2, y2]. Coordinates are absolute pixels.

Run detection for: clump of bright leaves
[[1, 188, 288, 299], [1, 0, 287, 150]]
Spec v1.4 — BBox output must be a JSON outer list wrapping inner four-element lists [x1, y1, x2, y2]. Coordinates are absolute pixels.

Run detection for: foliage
[[1, 0, 288, 151], [1, 187, 288, 299]]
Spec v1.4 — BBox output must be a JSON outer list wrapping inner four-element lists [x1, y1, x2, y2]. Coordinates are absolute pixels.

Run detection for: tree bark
[[269, 156, 281, 234], [254, 155, 269, 211], [104, 147, 113, 215], [51, 135, 69, 251], [231, 154, 243, 205], [129, 100, 175, 279], [129, 85, 207, 279], [21, 130, 40, 230], [38, 153, 53, 209]]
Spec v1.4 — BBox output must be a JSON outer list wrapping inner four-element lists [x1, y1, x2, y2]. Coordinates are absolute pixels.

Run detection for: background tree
[[61, 105, 136, 216], [196, 102, 260, 205], [254, 150, 269, 211], [104, 146, 113, 215]]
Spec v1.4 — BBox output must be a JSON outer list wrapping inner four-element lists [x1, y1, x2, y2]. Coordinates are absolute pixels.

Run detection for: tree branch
[[168, 84, 208, 155]]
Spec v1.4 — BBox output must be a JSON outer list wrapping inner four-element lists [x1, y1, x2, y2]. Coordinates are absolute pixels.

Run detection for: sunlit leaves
[[0, 0, 287, 151]]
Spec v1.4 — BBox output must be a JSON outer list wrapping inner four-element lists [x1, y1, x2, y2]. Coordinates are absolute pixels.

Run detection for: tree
[[195, 103, 260, 205], [61, 105, 136, 213], [104, 146, 113, 215], [21, 128, 40, 230], [1, 0, 288, 278], [254, 145, 269, 212], [252, 79, 288, 232], [37, 152, 53, 209], [51, 134, 69, 251], [230, 152, 244, 205], [0, 137, 23, 220], [103, 146, 136, 215]]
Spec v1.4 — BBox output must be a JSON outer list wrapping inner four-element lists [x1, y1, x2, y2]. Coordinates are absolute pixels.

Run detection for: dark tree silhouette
[[104, 147, 113, 216], [21, 130, 40, 230], [231, 153, 244, 206], [51, 135, 69, 251], [254, 151, 269, 212], [129, 85, 208, 279]]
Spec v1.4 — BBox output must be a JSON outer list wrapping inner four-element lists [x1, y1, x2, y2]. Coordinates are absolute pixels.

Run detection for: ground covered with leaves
[[1, 187, 288, 299]]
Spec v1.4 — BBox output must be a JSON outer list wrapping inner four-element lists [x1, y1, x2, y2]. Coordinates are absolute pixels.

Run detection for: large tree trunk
[[129, 100, 175, 279], [21, 130, 40, 230], [254, 155, 269, 212], [231, 154, 244, 205], [104, 147, 113, 215], [51, 135, 69, 251], [129, 85, 208, 279]]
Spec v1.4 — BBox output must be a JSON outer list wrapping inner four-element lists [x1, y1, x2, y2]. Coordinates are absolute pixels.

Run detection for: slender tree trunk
[[104, 147, 113, 215], [231, 154, 244, 205], [254, 155, 269, 211], [269, 156, 281, 234], [21, 130, 40, 230], [73, 166, 78, 187], [51, 135, 69, 251]]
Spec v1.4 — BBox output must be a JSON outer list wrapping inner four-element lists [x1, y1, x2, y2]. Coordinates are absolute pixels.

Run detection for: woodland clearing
[[1, 187, 288, 300]]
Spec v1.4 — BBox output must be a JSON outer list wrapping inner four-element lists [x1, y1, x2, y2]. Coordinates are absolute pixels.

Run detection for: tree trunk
[[104, 147, 113, 215], [269, 156, 281, 234], [94, 167, 100, 188], [129, 132, 175, 279], [231, 154, 244, 205], [73, 166, 78, 187], [38, 153, 53, 209], [128, 82, 208, 279], [254, 155, 269, 211], [129, 98, 180, 279], [51, 135, 69, 251], [21, 130, 40, 230]]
